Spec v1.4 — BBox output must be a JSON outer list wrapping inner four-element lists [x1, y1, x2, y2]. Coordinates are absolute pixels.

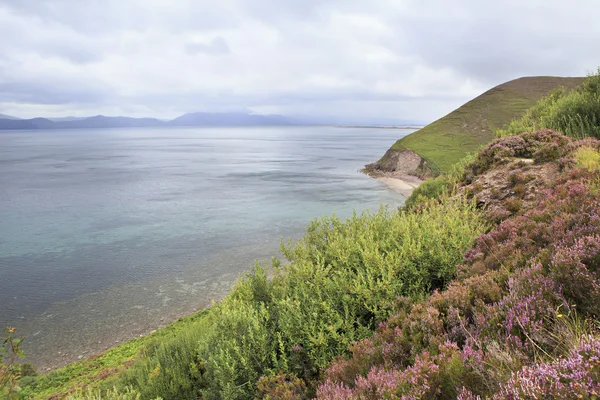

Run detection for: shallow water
[[0, 126, 414, 368]]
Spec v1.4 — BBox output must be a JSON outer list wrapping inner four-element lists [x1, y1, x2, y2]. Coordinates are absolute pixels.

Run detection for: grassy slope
[[20, 310, 210, 399], [391, 76, 584, 172]]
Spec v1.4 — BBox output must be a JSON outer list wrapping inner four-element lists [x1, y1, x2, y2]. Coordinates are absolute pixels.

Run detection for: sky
[[1, 0, 599, 123]]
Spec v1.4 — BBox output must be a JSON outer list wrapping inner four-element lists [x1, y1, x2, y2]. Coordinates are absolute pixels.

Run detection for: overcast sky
[[1, 0, 599, 122]]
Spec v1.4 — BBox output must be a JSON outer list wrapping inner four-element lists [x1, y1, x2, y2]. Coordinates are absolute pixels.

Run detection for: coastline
[[18, 161, 421, 398], [376, 174, 422, 198], [20, 170, 424, 398]]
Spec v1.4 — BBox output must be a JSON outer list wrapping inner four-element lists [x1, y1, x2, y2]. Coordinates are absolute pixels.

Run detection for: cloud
[[186, 37, 231, 56], [0, 0, 599, 120]]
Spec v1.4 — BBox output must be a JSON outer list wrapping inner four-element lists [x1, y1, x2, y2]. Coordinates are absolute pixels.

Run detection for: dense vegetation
[[498, 68, 600, 139], [4, 70, 600, 399], [318, 130, 600, 398], [111, 200, 486, 399]]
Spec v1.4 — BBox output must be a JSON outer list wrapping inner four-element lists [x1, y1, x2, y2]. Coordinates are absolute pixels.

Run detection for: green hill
[[377, 76, 584, 174]]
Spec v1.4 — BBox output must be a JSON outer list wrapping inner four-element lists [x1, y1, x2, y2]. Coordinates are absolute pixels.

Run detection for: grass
[[574, 146, 600, 171], [498, 69, 600, 140], [19, 310, 211, 399], [389, 76, 584, 172]]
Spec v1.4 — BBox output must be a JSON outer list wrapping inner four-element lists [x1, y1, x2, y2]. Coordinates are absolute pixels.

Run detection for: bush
[[574, 146, 600, 171], [256, 371, 308, 399], [318, 342, 468, 400], [68, 386, 147, 400], [119, 316, 210, 399], [464, 130, 571, 177], [405, 153, 477, 208], [496, 337, 600, 399], [404, 175, 450, 208], [120, 200, 487, 399], [498, 68, 600, 139], [1, 328, 26, 400], [30, 67, 600, 400]]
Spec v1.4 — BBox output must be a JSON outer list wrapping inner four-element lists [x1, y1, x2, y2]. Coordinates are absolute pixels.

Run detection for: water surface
[[0, 126, 414, 368]]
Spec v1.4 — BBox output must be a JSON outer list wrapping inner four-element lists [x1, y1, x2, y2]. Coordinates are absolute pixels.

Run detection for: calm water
[[0, 126, 414, 368]]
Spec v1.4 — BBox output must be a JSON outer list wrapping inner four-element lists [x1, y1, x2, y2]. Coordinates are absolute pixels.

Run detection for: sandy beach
[[376, 175, 423, 198]]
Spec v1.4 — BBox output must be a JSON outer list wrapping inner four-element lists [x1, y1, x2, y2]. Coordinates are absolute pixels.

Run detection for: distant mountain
[[0, 112, 300, 130], [0, 115, 166, 130], [47, 116, 88, 122], [295, 115, 423, 127], [0, 118, 56, 130], [58, 115, 166, 129], [0, 111, 416, 130], [0, 113, 21, 120], [168, 112, 297, 126]]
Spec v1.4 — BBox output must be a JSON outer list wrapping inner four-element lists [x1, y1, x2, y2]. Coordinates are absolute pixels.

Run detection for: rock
[[363, 148, 434, 179]]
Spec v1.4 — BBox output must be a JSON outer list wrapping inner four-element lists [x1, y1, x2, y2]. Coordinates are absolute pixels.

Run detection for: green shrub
[[1, 328, 25, 400], [119, 200, 487, 399], [574, 146, 600, 171], [405, 153, 477, 208], [68, 386, 148, 400], [498, 68, 600, 139], [256, 371, 308, 399], [404, 175, 450, 208], [119, 314, 212, 399], [504, 198, 523, 213]]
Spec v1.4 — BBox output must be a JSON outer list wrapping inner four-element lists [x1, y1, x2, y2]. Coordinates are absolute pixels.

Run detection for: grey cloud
[[185, 37, 231, 56], [383, 1, 600, 84], [44, 44, 102, 64], [1, 0, 240, 34], [1, 0, 600, 120], [0, 78, 112, 105]]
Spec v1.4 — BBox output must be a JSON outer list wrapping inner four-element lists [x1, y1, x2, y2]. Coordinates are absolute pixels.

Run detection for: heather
[[494, 336, 600, 399], [317, 131, 600, 399]]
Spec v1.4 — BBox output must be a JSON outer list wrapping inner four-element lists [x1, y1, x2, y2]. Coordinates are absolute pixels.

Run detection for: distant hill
[[60, 115, 166, 129], [0, 117, 56, 130], [0, 116, 165, 130], [0, 111, 423, 131], [168, 112, 296, 126], [0, 112, 303, 130], [0, 113, 21, 120], [367, 76, 584, 175], [47, 116, 88, 122]]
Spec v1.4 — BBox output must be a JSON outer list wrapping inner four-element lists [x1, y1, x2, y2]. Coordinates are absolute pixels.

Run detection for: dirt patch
[[460, 157, 561, 222]]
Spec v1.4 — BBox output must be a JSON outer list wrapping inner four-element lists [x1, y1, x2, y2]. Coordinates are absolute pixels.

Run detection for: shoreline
[[376, 175, 422, 198], [364, 169, 423, 198]]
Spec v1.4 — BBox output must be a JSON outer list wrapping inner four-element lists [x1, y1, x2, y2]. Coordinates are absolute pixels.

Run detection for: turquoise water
[[0, 126, 414, 368]]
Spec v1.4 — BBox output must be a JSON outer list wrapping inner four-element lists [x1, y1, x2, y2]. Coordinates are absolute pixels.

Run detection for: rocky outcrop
[[362, 148, 435, 180]]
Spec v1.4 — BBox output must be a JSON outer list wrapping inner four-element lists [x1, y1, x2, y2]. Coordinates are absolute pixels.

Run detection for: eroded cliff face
[[362, 147, 435, 180]]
